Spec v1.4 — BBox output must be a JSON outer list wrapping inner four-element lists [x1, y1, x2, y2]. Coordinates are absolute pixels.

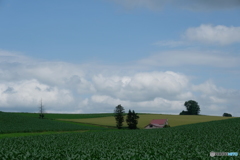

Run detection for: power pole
[[39, 99, 44, 119]]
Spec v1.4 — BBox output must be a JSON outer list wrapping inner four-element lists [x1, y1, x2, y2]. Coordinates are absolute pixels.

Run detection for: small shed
[[144, 119, 168, 129]]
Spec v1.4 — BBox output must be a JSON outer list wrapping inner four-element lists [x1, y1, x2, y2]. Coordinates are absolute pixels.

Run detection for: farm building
[[144, 119, 168, 129]]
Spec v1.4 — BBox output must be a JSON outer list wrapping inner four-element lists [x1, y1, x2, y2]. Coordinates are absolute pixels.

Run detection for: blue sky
[[0, 0, 240, 116]]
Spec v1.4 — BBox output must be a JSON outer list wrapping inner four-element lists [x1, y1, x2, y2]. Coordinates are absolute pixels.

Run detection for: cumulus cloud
[[110, 0, 240, 11], [0, 50, 239, 116], [184, 24, 240, 45], [92, 71, 190, 102]]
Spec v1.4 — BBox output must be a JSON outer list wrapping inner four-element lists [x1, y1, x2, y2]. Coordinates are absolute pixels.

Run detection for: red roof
[[150, 119, 167, 125]]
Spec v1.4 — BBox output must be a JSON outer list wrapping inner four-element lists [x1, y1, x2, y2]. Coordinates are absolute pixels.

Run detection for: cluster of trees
[[180, 100, 234, 117], [223, 113, 232, 117], [114, 104, 139, 129], [179, 100, 201, 115]]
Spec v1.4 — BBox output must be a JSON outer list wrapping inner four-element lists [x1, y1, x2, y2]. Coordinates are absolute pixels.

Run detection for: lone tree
[[114, 104, 125, 129], [180, 100, 200, 115], [39, 99, 45, 119], [126, 109, 140, 129], [223, 113, 232, 117]]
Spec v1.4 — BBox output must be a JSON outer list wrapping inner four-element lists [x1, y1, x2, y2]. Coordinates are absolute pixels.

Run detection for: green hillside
[[0, 112, 108, 134]]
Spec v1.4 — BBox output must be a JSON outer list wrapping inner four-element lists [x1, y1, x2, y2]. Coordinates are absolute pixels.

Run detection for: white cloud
[[192, 80, 224, 95], [0, 79, 74, 112], [191, 80, 240, 116], [184, 24, 240, 45], [92, 71, 190, 102]]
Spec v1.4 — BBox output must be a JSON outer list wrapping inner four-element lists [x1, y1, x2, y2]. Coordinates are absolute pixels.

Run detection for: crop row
[[0, 118, 239, 159], [0, 112, 107, 133]]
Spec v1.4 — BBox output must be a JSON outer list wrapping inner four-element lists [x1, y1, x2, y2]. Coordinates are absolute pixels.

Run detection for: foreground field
[[0, 118, 239, 159], [58, 114, 235, 128]]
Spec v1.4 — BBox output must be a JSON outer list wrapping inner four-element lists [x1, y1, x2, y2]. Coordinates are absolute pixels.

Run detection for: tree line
[[179, 100, 233, 117], [37, 100, 233, 122]]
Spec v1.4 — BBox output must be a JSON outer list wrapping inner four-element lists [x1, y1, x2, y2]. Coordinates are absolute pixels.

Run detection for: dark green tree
[[126, 110, 133, 129], [184, 100, 201, 115], [126, 109, 139, 129], [179, 110, 189, 115], [114, 104, 125, 129], [223, 113, 232, 117]]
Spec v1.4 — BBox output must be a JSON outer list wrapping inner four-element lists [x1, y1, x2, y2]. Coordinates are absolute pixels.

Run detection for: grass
[[58, 114, 236, 129], [0, 112, 108, 134]]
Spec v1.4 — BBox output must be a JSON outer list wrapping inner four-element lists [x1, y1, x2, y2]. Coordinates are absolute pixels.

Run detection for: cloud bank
[[0, 50, 239, 116]]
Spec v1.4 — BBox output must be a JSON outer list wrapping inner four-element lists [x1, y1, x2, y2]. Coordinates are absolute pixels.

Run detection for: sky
[[0, 0, 240, 116]]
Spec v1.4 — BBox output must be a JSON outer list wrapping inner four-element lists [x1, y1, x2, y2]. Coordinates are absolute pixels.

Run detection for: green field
[[0, 117, 239, 159], [0, 112, 108, 134], [58, 114, 235, 128]]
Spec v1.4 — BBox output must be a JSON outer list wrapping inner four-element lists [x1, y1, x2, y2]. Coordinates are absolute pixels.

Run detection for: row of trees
[[38, 100, 233, 121], [114, 104, 139, 129], [180, 100, 233, 117]]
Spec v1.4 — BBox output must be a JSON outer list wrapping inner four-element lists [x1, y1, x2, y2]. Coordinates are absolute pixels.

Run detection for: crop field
[[58, 114, 235, 128], [0, 112, 108, 134], [0, 117, 239, 159]]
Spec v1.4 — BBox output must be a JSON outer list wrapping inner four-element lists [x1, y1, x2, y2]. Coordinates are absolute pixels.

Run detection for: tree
[[223, 113, 232, 117], [39, 99, 45, 119], [114, 104, 125, 129], [126, 110, 140, 129], [179, 110, 189, 115], [184, 100, 200, 115]]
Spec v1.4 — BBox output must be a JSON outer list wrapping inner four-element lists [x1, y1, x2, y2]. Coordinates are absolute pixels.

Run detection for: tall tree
[[126, 109, 139, 129], [114, 104, 125, 129], [184, 100, 200, 115], [131, 110, 139, 129], [39, 99, 45, 119], [126, 109, 133, 129]]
